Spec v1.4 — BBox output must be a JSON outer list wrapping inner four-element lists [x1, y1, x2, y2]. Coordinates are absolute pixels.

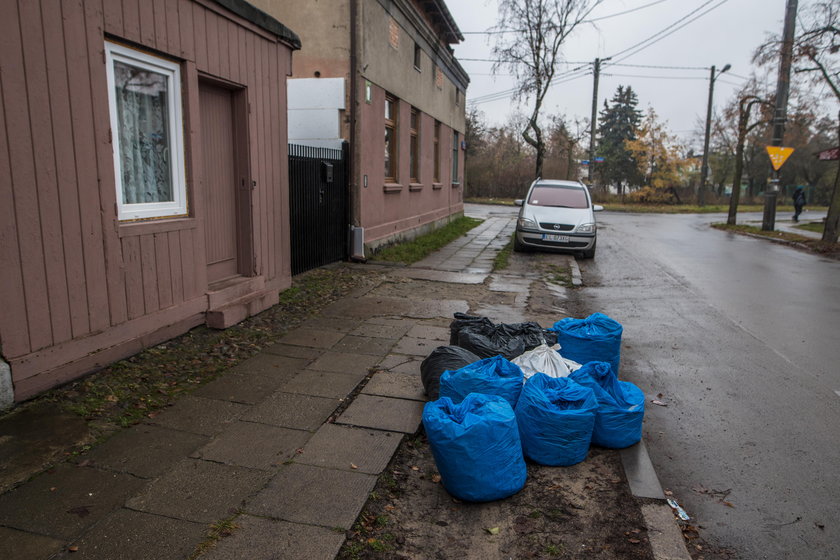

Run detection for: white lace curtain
[[113, 61, 173, 204]]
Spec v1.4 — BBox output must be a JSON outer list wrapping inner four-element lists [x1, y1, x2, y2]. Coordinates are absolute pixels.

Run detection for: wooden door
[[200, 82, 240, 284]]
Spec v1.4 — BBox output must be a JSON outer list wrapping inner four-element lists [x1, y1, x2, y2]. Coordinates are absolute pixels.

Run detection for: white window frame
[[105, 41, 187, 221]]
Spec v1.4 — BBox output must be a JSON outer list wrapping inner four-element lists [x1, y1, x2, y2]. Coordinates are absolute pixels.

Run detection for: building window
[[385, 94, 398, 182], [410, 108, 420, 182], [433, 121, 441, 182], [105, 42, 186, 221], [414, 43, 422, 71], [455, 88, 461, 107], [452, 131, 459, 184]]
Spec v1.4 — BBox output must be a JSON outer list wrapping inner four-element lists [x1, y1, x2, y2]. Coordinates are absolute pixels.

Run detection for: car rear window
[[527, 185, 589, 208]]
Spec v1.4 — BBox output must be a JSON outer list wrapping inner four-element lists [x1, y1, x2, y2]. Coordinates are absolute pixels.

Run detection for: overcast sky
[[446, 0, 832, 149]]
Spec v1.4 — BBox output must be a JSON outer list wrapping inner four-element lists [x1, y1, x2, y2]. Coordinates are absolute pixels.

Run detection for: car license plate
[[543, 234, 570, 242]]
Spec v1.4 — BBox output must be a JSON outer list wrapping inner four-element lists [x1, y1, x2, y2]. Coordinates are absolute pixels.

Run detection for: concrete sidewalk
[[0, 211, 689, 560]]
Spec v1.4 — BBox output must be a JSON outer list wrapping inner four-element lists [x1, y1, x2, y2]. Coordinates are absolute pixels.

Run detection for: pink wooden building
[[0, 0, 300, 403]]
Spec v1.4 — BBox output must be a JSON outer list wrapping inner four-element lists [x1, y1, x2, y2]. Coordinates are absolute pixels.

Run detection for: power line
[[607, 0, 729, 63], [461, 0, 671, 34], [601, 73, 708, 80]]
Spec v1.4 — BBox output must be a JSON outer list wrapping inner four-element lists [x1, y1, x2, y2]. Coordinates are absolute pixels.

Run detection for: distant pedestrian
[[792, 186, 806, 222]]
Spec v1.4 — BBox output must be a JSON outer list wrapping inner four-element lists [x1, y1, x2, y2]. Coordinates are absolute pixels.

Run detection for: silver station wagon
[[514, 179, 603, 258]]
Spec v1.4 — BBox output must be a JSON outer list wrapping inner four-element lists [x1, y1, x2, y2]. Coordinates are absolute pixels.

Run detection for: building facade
[[0, 0, 300, 403], [252, 0, 469, 252]]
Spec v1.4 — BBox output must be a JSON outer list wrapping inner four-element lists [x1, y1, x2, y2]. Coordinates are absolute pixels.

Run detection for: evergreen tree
[[596, 85, 643, 194]]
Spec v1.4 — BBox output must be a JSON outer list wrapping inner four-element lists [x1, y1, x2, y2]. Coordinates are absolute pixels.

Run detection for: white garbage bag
[[512, 344, 580, 381]]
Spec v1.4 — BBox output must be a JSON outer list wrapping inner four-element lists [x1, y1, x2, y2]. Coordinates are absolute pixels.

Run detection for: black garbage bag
[[449, 312, 557, 360], [421, 346, 481, 400]]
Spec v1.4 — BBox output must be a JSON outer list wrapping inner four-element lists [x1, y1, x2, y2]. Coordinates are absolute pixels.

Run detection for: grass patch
[[711, 223, 840, 258], [493, 234, 514, 271], [189, 515, 240, 559], [369, 216, 483, 264], [465, 196, 518, 206], [11, 265, 374, 444], [795, 221, 824, 233], [544, 263, 573, 287], [711, 223, 813, 243]]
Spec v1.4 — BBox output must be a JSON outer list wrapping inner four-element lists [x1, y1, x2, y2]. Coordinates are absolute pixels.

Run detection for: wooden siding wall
[[0, 0, 292, 399]]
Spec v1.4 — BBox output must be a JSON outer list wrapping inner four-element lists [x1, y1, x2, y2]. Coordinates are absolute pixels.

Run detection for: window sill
[[383, 183, 403, 193], [451, 182, 461, 188], [432, 182, 443, 190], [408, 183, 423, 192], [119, 217, 197, 238]]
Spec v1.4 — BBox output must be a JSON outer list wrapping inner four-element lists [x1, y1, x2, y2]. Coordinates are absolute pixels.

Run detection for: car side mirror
[[593, 204, 604, 212], [514, 199, 524, 206]]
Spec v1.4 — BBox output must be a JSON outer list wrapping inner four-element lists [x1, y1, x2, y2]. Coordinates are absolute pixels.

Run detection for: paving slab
[[365, 317, 418, 330], [362, 371, 426, 401], [193, 367, 300, 404], [261, 343, 323, 360], [0, 526, 64, 560], [320, 296, 411, 318], [57, 508, 205, 560], [275, 328, 344, 349], [191, 421, 311, 470], [145, 396, 249, 437], [300, 316, 358, 333], [377, 353, 424, 375], [336, 394, 424, 434], [247, 463, 377, 529], [201, 515, 345, 560], [391, 336, 437, 357], [350, 322, 411, 339], [391, 268, 487, 284], [295, 424, 402, 474], [0, 403, 90, 494], [0, 464, 146, 539], [242, 392, 340, 431], [280, 369, 367, 399], [75, 424, 209, 478], [306, 351, 380, 375], [125, 458, 270, 524], [405, 324, 450, 341], [230, 353, 311, 376], [330, 335, 397, 356]]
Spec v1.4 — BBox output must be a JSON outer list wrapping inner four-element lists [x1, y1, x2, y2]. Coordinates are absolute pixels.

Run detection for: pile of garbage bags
[[420, 311, 645, 502]]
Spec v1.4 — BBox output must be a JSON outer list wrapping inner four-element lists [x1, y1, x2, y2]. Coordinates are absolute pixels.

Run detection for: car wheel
[[513, 235, 527, 253]]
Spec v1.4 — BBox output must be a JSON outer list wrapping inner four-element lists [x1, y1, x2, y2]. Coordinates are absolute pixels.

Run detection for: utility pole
[[588, 57, 608, 183], [699, 63, 730, 206], [762, 0, 798, 231]]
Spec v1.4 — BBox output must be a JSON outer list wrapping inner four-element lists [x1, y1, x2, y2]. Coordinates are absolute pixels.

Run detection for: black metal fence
[[288, 142, 349, 275]]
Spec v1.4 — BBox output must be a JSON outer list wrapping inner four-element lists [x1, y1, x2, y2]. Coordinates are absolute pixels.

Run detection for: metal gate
[[289, 142, 348, 275]]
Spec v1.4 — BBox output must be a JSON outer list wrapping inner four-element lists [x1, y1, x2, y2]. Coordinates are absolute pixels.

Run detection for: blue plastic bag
[[515, 373, 598, 466], [423, 393, 527, 502], [551, 313, 623, 377], [568, 361, 644, 449], [439, 355, 524, 408]]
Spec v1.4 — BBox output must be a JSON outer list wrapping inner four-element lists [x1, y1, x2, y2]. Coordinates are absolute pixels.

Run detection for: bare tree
[[756, 1, 840, 241], [493, 0, 603, 180]]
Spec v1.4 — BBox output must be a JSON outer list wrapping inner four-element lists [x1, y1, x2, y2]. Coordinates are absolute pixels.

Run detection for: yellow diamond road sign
[[766, 146, 794, 170]]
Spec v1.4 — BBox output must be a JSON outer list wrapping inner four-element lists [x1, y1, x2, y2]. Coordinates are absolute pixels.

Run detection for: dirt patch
[[339, 434, 654, 560]]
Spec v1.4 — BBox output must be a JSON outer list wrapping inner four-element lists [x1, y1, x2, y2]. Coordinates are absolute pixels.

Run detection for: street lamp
[[698, 63, 731, 206]]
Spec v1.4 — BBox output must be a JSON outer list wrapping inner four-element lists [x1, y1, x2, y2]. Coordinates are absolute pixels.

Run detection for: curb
[[568, 257, 583, 286]]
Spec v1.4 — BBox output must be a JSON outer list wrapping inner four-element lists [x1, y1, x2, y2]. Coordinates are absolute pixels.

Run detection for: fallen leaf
[[105, 394, 118, 403], [628, 538, 641, 544], [696, 544, 704, 551], [664, 489, 674, 496], [721, 500, 735, 508], [50, 487, 57, 492], [295, 448, 304, 454], [77, 460, 90, 468], [432, 474, 442, 483], [485, 527, 500, 535], [68, 546, 79, 552], [146, 411, 159, 419], [350, 463, 359, 470], [411, 466, 420, 471], [651, 399, 667, 407], [384, 505, 396, 511]]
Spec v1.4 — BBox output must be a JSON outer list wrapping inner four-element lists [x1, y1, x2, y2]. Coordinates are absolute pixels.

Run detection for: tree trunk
[[727, 99, 758, 225], [821, 112, 840, 243]]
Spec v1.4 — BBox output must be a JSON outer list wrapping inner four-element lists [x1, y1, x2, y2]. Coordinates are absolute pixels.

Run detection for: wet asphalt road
[[576, 211, 840, 560]]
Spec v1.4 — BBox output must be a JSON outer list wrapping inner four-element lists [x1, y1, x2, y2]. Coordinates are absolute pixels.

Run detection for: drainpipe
[[348, 0, 363, 259], [0, 355, 12, 410]]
